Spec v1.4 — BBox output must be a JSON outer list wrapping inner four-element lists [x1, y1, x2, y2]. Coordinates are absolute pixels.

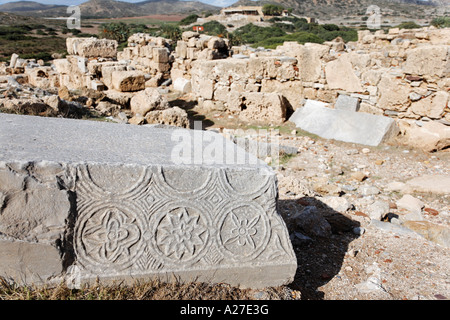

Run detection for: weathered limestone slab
[[235, 92, 288, 124], [0, 113, 296, 288], [66, 37, 118, 58], [334, 94, 360, 112], [173, 77, 192, 94], [325, 55, 363, 92], [289, 101, 398, 146], [403, 45, 450, 77], [111, 70, 146, 92]]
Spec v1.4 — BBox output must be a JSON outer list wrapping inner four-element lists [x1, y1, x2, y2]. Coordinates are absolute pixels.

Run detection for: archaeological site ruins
[[0, 24, 449, 290]]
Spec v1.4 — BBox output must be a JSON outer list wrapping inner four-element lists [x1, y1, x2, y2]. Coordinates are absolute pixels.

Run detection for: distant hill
[[0, 0, 221, 18], [0, 0, 447, 20], [230, 0, 449, 20], [0, 1, 65, 12], [0, 10, 61, 25]]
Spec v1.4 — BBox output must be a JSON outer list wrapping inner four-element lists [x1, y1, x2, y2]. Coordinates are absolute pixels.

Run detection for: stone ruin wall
[[183, 27, 449, 126], [0, 27, 449, 150]]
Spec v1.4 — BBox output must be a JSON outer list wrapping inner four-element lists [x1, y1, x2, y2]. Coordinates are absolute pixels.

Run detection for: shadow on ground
[[278, 196, 361, 300], [169, 99, 215, 129]]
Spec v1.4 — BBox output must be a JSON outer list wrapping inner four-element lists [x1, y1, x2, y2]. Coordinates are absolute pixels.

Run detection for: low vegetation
[[0, 21, 93, 62], [0, 277, 288, 300], [1, 6, 443, 63], [431, 16, 450, 28], [394, 21, 422, 30], [233, 17, 357, 49], [179, 14, 199, 26]]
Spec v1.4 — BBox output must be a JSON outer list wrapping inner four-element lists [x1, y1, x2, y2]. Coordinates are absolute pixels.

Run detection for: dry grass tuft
[[0, 276, 291, 300]]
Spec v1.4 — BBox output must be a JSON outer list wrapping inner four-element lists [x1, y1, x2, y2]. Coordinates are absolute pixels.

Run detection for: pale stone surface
[[101, 64, 127, 89], [130, 87, 170, 116], [377, 75, 411, 112], [402, 221, 450, 248], [325, 55, 363, 92], [0, 241, 64, 285], [403, 121, 450, 152], [367, 200, 390, 221], [410, 91, 449, 119], [152, 48, 169, 63], [111, 70, 146, 92], [396, 194, 424, 214], [173, 77, 192, 94], [144, 107, 189, 128], [321, 196, 351, 213], [236, 92, 288, 124], [334, 94, 360, 112], [9, 53, 18, 68], [403, 45, 450, 77], [405, 175, 450, 195], [67, 38, 118, 58], [289, 102, 398, 146], [0, 113, 296, 288], [277, 42, 328, 82], [260, 80, 303, 110]]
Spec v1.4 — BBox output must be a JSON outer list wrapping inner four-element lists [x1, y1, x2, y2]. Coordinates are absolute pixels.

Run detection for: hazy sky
[[0, 0, 241, 7]]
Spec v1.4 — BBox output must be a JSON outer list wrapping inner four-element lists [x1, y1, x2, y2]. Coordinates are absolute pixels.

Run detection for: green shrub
[[202, 20, 227, 36], [322, 24, 340, 31], [4, 34, 30, 41], [233, 24, 286, 45], [395, 21, 421, 29], [21, 52, 52, 61], [262, 4, 285, 16], [0, 26, 28, 36], [158, 24, 182, 42], [179, 14, 199, 26], [431, 16, 450, 28], [99, 22, 130, 43]]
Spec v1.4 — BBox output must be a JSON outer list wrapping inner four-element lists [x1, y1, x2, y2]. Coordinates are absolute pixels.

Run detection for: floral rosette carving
[[75, 204, 144, 271]]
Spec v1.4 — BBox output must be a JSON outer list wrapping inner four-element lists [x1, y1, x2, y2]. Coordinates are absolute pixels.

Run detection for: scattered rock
[[278, 176, 314, 197], [405, 175, 450, 195], [396, 194, 424, 214], [353, 227, 365, 235], [313, 180, 342, 196], [130, 88, 170, 117], [145, 106, 189, 128], [367, 200, 390, 220], [423, 208, 439, 216], [292, 206, 332, 238], [321, 196, 351, 213], [350, 171, 367, 182], [173, 77, 192, 94], [111, 70, 146, 92], [403, 221, 450, 248], [128, 114, 146, 125], [358, 185, 381, 196], [402, 121, 450, 152], [369, 219, 418, 237]]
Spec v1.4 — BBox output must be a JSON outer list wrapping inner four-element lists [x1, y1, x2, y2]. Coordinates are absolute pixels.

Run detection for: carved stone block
[[0, 113, 296, 288]]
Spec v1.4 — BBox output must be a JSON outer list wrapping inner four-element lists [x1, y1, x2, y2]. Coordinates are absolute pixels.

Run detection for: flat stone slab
[[405, 175, 450, 195], [289, 101, 398, 146], [334, 94, 360, 112], [0, 113, 296, 288]]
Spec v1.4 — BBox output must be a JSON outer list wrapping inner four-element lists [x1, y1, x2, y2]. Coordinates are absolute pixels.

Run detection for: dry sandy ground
[[274, 129, 449, 300]]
